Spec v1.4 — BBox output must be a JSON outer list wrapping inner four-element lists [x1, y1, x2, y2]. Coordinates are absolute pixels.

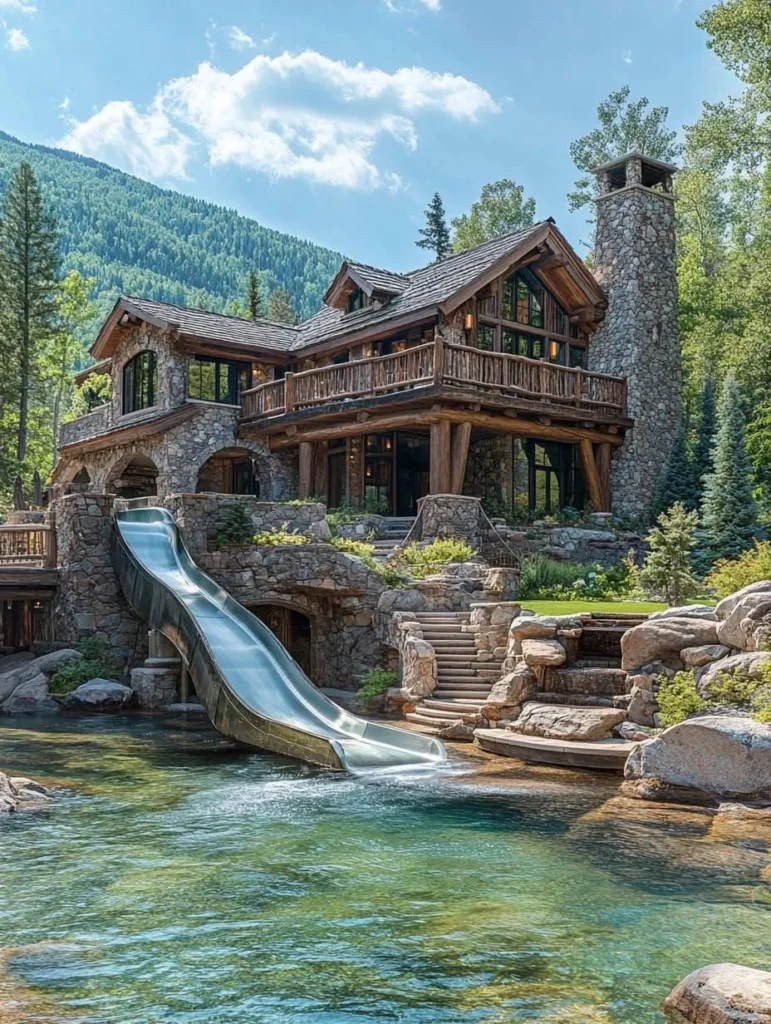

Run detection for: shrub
[[357, 667, 399, 703], [50, 637, 121, 695], [377, 565, 408, 588], [217, 502, 254, 545], [518, 555, 586, 599], [331, 537, 377, 560], [708, 540, 771, 598], [639, 503, 701, 605], [396, 538, 475, 579], [656, 671, 706, 727], [253, 524, 308, 546], [517, 554, 636, 601], [364, 493, 389, 515]]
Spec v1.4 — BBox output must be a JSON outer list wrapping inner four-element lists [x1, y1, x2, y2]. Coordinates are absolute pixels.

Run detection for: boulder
[[621, 618, 719, 673], [716, 587, 771, 651], [1, 671, 59, 716], [485, 666, 536, 707], [437, 720, 475, 742], [400, 637, 436, 700], [624, 716, 771, 799], [662, 963, 771, 1023], [9, 776, 50, 800], [627, 682, 658, 727], [508, 614, 557, 641], [521, 638, 567, 668], [649, 605, 718, 622], [682, 644, 731, 668], [696, 651, 771, 696], [615, 721, 654, 742], [510, 701, 626, 741], [716, 580, 771, 620], [0, 648, 81, 704], [62, 679, 133, 710]]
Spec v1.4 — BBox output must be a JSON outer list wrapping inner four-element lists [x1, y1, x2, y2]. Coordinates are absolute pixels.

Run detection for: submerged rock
[[662, 963, 771, 1023], [0, 771, 52, 811]]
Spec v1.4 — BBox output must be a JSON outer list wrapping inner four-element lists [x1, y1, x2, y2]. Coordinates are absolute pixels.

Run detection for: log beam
[[578, 439, 606, 512], [269, 410, 441, 449], [437, 408, 623, 447], [597, 442, 612, 512], [450, 422, 472, 494], [298, 442, 314, 497], [430, 420, 452, 494]]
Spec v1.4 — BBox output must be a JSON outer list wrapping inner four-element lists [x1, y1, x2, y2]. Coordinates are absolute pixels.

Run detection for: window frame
[[187, 355, 252, 405], [122, 350, 158, 415]]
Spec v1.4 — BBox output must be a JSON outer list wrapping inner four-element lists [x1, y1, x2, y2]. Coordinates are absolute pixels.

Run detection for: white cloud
[[59, 95, 71, 112], [383, 0, 441, 11], [623, 49, 633, 64], [59, 100, 192, 180], [228, 25, 255, 50], [0, 0, 36, 13], [59, 49, 499, 190], [6, 27, 29, 50], [417, 0, 441, 8]]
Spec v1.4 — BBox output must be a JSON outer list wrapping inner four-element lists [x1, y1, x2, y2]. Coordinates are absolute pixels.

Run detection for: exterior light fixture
[[548, 340, 560, 361], [384, 437, 392, 452], [464, 312, 474, 331]]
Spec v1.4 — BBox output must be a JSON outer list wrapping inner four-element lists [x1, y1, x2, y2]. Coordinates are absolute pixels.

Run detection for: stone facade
[[589, 155, 682, 521]]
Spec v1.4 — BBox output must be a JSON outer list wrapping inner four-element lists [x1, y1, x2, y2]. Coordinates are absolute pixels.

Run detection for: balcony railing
[[240, 338, 627, 421], [0, 525, 57, 567]]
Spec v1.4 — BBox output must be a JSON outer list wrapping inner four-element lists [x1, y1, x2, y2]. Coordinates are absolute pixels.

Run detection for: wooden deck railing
[[0, 525, 57, 567], [240, 338, 627, 421]]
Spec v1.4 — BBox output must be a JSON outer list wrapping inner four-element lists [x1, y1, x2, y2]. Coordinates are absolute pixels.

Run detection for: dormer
[[323, 261, 409, 313]]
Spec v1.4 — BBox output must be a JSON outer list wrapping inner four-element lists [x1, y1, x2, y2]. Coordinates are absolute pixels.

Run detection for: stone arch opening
[[249, 603, 313, 680], [196, 446, 263, 496], [72, 467, 91, 485], [108, 454, 159, 499]]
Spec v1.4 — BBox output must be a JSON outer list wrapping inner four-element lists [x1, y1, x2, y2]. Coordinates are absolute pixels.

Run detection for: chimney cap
[[590, 150, 679, 176]]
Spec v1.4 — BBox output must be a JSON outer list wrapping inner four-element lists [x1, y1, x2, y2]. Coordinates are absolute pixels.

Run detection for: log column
[[430, 420, 451, 494], [578, 439, 611, 512], [597, 443, 612, 512], [298, 441, 314, 498], [450, 422, 472, 494]]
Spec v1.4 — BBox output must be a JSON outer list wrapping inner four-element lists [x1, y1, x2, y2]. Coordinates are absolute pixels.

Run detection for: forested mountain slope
[[0, 130, 344, 327]]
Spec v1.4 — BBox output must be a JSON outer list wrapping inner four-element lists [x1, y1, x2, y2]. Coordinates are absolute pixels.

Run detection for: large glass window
[[526, 441, 585, 515], [122, 351, 157, 414], [476, 323, 496, 351], [188, 357, 251, 405], [502, 268, 545, 328]]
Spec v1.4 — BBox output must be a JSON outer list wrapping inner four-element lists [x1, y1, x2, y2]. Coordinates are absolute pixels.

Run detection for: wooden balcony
[[0, 525, 57, 568], [240, 338, 627, 424]]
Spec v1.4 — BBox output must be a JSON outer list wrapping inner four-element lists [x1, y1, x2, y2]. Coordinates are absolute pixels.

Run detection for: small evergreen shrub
[[639, 503, 701, 605], [396, 539, 475, 579], [357, 667, 399, 703], [253, 524, 308, 545], [217, 502, 255, 545], [656, 671, 706, 727], [708, 541, 771, 597], [50, 637, 121, 695]]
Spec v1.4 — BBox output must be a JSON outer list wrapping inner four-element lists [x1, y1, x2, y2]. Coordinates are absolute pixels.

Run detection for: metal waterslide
[[113, 507, 446, 772]]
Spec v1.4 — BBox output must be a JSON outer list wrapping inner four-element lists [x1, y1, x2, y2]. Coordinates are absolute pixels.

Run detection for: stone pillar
[[588, 153, 682, 521], [130, 630, 182, 708]]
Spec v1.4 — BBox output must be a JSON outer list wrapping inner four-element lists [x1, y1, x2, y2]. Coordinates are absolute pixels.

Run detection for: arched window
[[122, 351, 158, 414]]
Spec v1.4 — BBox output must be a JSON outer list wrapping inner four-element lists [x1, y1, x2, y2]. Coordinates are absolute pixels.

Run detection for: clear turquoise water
[[0, 715, 769, 1024]]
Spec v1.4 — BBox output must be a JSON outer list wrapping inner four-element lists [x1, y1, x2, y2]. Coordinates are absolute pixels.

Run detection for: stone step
[[404, 713, 446, 731], [434, 690, 493, 701], [423, 699, 487, 712], [425, 637, 476, 645], [548, 667, 629, 696], [534, 691, 629, 709], [474, 729, 634, 771], [411, 705, 480, 723]]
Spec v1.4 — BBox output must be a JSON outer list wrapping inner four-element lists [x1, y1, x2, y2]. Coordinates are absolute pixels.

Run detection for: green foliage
[[657, 671, 706, 727], [253, 525, 308, 546], [690, 378, 718, 504], [568, 86, 680, 212], [451, 179, 536, 252], [416, 192, 451, 261], [364, 492, 390, 515], [518, 553, 635, 601], [700, 375, 759, 565], [651, 427, 695, 519], [357, 667, 399, 704], [50, 637, 120, 695], [268, 286, 297, 324], [396, 538, 475, 579], [708, 540, 771, 596], [216, 503, 255, 545], [331, 537, 377, 560], [639, 503, 701, 605], [68, 373, 112, 420], [247, 269, 262, 320]]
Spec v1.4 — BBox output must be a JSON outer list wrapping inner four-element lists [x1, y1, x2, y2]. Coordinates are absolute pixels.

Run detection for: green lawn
[[520, 600, 668, 616]]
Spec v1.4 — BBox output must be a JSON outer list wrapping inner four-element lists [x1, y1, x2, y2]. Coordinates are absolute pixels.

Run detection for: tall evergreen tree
[[416, 192, 451, 261], [690, 376, 718, 505], [651, 426, 693, 520], [700, 374, 759, 564], [0, 161, 60, 466], [268, 287, 297, 324], [247, 270, 263, 320]]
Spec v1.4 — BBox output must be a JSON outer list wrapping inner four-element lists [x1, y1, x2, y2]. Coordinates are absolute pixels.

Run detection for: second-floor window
[[188, 356, 251, 405], [122, 351, 157, 414], [347, 288, 372, 313]]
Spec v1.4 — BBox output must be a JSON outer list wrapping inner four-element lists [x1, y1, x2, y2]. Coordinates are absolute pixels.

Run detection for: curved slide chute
[[112, 507, 446, 772]]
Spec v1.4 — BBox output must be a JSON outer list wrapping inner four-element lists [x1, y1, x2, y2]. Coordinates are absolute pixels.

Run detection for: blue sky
[[0, 0, 736, 269]]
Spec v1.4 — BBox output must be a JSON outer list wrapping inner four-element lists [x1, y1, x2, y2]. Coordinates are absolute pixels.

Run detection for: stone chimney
[[588, 152, 682, 522]]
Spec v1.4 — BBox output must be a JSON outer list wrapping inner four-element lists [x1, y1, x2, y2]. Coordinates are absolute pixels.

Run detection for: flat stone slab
[[474, 728, 634, 771]]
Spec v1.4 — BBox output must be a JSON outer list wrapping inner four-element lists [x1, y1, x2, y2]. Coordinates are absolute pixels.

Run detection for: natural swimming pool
[[0, 715, 768, 1023]]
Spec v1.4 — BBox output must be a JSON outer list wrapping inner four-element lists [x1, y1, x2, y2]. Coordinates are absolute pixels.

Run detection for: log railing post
[[575, 368, 583, 406], [433, 334, 445, 386], [284, 372, 295, 413]]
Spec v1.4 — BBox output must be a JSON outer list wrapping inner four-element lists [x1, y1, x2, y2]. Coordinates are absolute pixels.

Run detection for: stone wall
[[463, 436, 514, 513], [589, 168, 682, 522], [59, 405, 110, 448], [51, 492, 144, 668]]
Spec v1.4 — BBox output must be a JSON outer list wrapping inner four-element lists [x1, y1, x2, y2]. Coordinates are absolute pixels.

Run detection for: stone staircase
[[404, 611, 505, 733], [369, 516, 415, 563]]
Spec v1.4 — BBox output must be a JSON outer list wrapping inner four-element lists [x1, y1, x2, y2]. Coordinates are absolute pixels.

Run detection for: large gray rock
[[716, 581, 771, 620], [662, 963, 771, 1023], [0, 672, 59, 716], [63, 679, 133, 710], [649, 605, 718, 622], [0, 648, 81, 704], [485, 666, 536, 707], [621, 619, 719, 673], [625, 716, 771, 799], [682, 644, 731, 668], [510, 701, 626, 741], [696, 651, 771, 696], [716, 584, 771, 651], [509, 614, 557, 641], [521, 638, 567, 668]]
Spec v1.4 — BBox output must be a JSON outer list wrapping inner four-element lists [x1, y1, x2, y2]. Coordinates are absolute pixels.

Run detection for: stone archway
[[196, 446, 262, 496], [107, 453, 159, 499], [72, 467, 91, 485], [250, 603, 313, 680]]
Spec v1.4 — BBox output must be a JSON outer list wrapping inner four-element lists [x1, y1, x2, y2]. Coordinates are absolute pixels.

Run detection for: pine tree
[[216, 502, 255, 545], [0, 161, 60, 466], [700, 374, 759, 565], [268, 287, 297, 324], [690, 376, 717, 506], [650, 426, 693, 520], [416, 192, 451, 261], [247, 270, 263, 320], [639, 503, 701, 605]]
